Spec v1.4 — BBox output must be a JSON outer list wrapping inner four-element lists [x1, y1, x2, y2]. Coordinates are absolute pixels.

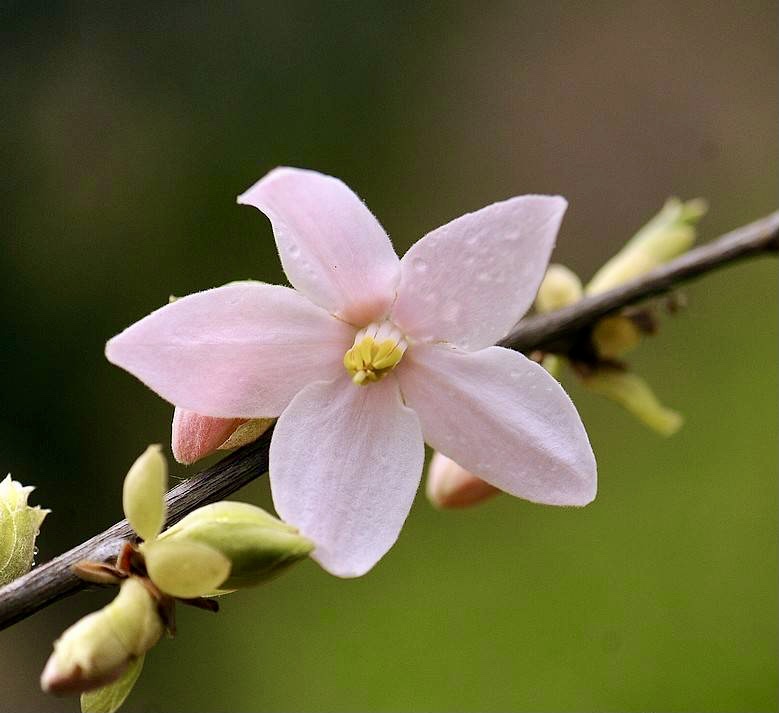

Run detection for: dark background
[[1, 2, 776, 711]]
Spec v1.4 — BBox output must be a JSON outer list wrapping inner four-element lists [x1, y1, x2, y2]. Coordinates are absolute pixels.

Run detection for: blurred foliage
[[0, 2, 776, 711]]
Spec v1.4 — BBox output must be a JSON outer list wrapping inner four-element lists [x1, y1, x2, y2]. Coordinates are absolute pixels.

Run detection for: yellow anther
[[343, 322, 407, 385]]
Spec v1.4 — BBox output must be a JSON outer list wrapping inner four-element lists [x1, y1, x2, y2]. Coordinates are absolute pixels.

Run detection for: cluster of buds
[[0, 474, 49, 585], [428, 197, 707, 509], [41, 445, 312, 712]]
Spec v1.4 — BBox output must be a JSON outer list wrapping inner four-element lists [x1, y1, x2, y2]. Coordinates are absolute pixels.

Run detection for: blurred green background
[[1, 2, 776, 711]]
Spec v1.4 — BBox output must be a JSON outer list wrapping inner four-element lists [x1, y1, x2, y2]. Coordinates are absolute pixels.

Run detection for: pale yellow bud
[[123, 445, 167, 542], [156, 501, 313, 591], [534, 264, 584, 313], [586, 197, 707, 295], [41, 578, 163, 695], [582, 368, 683, 436], [591, 315, 642, 360], [0, 475, 49, 585], [142, 539, 231, 599], [426, 452, 499, 509]]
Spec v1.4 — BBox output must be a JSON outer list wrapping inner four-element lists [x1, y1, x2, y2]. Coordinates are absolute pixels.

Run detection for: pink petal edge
[[269, 375, 425, 577], [238, 167, 401, 326], [392, 195, 567, 350]]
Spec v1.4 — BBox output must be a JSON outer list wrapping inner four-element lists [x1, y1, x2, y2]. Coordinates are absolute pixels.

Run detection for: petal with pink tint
[[270, 375, 424, 577], [238, 167, 400, 325], [171, 408, 247, 465], [106, 282, 354, 418], [426, 451, 500, 509], [392, 196, 567, 350], [398, 344, 596, 506]]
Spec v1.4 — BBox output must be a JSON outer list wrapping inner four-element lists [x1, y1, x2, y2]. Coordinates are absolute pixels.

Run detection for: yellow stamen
[[343, 322, 408, 385]]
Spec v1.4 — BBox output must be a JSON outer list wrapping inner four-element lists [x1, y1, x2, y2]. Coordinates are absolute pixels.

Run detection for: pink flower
[[106, 167, 596, 577]]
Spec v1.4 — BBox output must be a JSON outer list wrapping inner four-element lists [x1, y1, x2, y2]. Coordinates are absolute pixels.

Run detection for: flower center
[[343, 322, 408, 385]]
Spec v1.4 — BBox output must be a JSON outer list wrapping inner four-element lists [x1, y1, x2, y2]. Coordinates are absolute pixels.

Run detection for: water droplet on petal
[[411, 257, 428, 273]]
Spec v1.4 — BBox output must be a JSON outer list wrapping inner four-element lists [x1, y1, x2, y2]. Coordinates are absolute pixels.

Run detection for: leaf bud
[[155, 501, 313, 590], [122, 445, 167, 542], [41, 578, 163, 696], [586, 197, 707, 295]]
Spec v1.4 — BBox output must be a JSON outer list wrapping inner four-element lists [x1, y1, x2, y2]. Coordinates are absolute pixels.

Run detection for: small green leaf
[[143, 540, 230, 598], [122, 445, 167, 542], [80, 654, 144, 713]]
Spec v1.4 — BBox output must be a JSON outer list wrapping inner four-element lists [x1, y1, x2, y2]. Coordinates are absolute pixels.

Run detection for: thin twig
[[0, 211, 776, 632]]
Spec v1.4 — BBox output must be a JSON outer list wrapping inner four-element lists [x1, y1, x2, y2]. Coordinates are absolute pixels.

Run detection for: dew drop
[[411, 257, 428, 273]]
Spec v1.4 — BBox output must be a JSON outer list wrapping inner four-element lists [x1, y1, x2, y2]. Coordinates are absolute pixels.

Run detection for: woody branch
[[0, 209, 776, 632]]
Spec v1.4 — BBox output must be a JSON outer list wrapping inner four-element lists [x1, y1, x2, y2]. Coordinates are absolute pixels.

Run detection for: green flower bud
[[156, 502, 313, 591], [582, 368, 683, 436], [142, 539, 231, 599], [0, 475, 50, 585], [41, 578, 163, 695], [591, 315, 642, 360], [534, 264, 583, 313], [123, 445, 167, 542], [540, 353, 564, 379], [586, 197, 708, 295]]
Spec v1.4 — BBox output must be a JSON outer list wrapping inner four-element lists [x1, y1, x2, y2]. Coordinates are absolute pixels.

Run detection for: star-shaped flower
[[106, 167, 596, 577]]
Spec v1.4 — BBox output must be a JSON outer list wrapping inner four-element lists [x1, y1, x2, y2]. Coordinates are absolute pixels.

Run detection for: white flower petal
[[238, 167, 401, 325], [270, 375, 424, 577], [397, 344, 596, 506], [391, 196, 567, 350], [106, 282, 354, 418]]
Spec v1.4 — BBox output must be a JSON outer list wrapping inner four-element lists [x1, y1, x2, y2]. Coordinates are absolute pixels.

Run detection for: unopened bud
[[535, 264, 583, 313], [586, 197, 707, 295], [41, 578, 163, 695], [155, 502, 313, 591], [426, 452, 499, 509], [582, 368, 683, 436], [591, 315, 642, 360], [0, 475, 49, 585], [172, 408, 273, 465], [123, 445, 167, 542], [142, 539, 231, 599]]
